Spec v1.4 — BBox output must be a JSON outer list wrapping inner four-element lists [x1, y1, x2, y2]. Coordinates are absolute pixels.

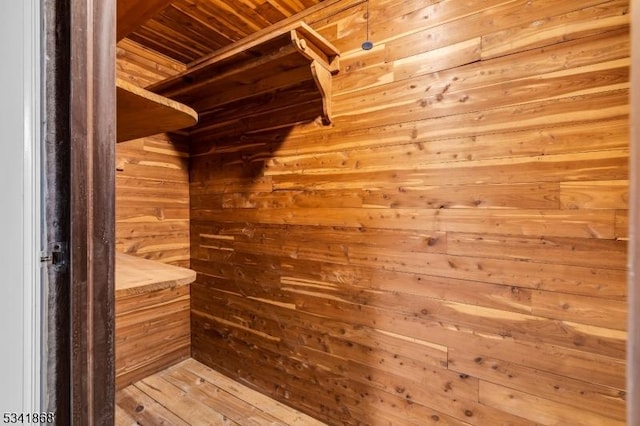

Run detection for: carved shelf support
[[149, 22, 340, 140]]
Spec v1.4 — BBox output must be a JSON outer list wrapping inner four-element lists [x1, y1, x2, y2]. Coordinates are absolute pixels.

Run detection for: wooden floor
[[115, 358, 326, 425]]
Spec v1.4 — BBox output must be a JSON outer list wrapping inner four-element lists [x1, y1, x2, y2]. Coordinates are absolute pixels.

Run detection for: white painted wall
[[0, 0, 41, 414]]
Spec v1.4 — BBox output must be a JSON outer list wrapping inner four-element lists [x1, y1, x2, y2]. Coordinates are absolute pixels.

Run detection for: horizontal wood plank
[[448, 349, 626, 420], [117, 0, 630, 424], [479, 381, 625, 426]]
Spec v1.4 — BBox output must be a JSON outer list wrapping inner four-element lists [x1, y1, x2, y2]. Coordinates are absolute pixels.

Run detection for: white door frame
[[0, 0, 42, 415], [22, 0, 42, 413]]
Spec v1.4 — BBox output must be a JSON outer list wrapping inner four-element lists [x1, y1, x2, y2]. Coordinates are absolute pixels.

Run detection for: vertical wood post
[[69, 0, 115, 423], [42, 0, 71, 421]]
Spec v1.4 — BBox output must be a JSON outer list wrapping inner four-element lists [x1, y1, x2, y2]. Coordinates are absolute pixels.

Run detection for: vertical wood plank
[[42, 0, 71, 421], [70, 0, 116, 423]]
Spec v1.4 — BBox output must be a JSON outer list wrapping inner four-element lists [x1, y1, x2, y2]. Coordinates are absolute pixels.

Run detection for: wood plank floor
[[115, 358, 326, 425]]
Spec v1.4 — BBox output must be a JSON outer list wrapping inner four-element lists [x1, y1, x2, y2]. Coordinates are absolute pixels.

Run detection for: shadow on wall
[[179, 0, 630, 423], [186, 118, 381, 423]]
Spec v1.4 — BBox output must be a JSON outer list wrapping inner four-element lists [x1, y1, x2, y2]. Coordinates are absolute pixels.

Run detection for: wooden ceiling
[[122, 0, 326, 64]]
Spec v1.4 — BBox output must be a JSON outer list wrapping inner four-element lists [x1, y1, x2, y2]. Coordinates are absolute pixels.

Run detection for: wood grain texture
[[123, 0, 356, 63], [629, 0, 639, 423], [42, 0, 72, 420], [115, 273, 193, 390], [69, 0, 116, 423], [183, 0, 630, 424], [115, 252, 195, 295], [114, 46, 194, 392], [149, 22, 340, 135], [115, 40, 191, 265], [116, 133, 190, 267], [116, 38, 186, 88], [116, 0, 175, 41], [118, 0, 630, 424], [116, 78, 197, 142], [115, 358, 326, 425]]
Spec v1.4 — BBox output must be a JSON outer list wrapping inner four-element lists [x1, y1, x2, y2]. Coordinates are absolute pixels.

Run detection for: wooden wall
[[116, 40, 191, 267], [189, 0, 630, 424], [115, 284, 191, 390], [114, 37, 193, 393], [628, 2, 639, 423]]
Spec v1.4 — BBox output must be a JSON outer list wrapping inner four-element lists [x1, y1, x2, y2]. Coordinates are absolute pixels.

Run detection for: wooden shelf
[[116, 78, 198, 142], [148, 22, 340, 140], [115, 252, 196, 296], [115, 252, 194, 389]]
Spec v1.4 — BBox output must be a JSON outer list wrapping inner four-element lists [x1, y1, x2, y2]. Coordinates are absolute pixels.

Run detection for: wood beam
[[70, 0, 116, 423]]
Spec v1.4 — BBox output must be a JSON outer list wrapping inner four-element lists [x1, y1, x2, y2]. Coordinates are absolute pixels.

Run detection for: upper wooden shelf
[[116, 78, 198, 142], [148, 22, 340, 141], [115, 252, 196, 296]]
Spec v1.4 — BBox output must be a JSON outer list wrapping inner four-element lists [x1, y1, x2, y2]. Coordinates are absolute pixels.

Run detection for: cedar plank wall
[[190, 0, 629, 425], [115, 40, 191, 267]]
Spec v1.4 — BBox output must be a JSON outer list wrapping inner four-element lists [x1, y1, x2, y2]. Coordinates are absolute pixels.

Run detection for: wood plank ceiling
[[124, 0, 326, 64]]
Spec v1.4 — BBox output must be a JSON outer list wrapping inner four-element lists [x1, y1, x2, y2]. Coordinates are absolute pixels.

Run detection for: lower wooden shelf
[[115, 252, 196, 389], [116, 252, 196, 295]]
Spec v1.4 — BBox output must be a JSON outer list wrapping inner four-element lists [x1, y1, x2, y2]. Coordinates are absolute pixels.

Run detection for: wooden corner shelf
[[115, 252, 196, 296], [116, 78, 198, 142], [115, 252, 195, 389], [148, 22, 340, 141]]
